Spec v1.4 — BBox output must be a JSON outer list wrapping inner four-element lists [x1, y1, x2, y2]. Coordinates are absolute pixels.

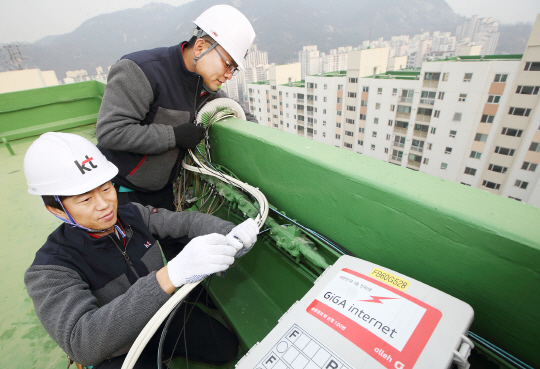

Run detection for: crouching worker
[[23, 132, 258, 368]]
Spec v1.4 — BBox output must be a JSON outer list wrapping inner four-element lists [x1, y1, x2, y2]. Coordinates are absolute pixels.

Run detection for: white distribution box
[[236, 255, 474, 369]]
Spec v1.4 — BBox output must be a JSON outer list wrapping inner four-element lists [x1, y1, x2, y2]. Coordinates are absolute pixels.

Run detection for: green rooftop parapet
[[208, 118, 540, 368], [0, 81, 104, 146]]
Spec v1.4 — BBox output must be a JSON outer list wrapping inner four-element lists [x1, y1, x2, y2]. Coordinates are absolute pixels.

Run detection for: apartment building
[[247, 17, 540, 206]]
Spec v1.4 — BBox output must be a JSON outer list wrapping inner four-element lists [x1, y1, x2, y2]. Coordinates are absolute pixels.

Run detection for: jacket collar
[[170, 42, 203, 93], [62, 215, 131, 249]]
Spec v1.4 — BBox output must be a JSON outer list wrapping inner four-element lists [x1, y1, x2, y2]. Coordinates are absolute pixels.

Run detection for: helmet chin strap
[[191, 29, 219, 94], [51, 195, 126, 238]]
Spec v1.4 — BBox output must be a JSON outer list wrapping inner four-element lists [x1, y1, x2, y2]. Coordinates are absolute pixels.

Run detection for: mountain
[[0, 0, 533, 78]]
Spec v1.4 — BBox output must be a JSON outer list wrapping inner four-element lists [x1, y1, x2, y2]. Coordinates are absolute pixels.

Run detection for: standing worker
[[95, 4, 257, 259], [23, 132, 258, 368]]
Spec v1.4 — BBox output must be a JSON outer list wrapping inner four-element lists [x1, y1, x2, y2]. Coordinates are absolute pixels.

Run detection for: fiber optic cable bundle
[[121, 99, 268, 369]]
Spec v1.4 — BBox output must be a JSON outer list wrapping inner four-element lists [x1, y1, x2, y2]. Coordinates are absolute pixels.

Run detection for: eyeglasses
[[205, 41, 239, 76]]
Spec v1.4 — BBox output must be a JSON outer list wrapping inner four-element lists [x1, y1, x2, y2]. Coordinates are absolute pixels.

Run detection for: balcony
[[410, 146, 424, 153], [423, 80, 439, 89], [307, 111, 313, 116], [399, 97, 413, 103], [396, 112, 411, 120], [297, 98, 305, 103], [419, 98, 435, 105], [390, 155, 403, 162], [415, 114, 432, 123], [393, 142, 405, 148], [413, 130, 428, 138], [407, 158, 421, 167], [393, 126, 408, 135]]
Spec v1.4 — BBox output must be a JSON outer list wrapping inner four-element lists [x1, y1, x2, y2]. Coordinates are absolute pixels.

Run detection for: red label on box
[[307, 268, 442, 369]]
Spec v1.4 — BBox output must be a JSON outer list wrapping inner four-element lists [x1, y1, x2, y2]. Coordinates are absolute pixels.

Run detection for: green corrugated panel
[[208, 118, 540, 367]]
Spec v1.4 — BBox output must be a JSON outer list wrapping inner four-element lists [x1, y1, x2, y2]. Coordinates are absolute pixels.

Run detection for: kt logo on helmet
[[74, 155, 98, 174]]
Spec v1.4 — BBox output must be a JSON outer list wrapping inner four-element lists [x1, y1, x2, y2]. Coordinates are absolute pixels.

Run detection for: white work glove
[[226, 218, 259, 258], [167, 234, 236, 287]]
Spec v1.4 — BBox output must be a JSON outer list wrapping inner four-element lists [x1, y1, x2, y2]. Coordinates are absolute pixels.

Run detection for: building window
[[487, 95, 501, 104], [423, 158, 429, 165], [396, 121, 408, 129], [488, 164, 508, 174], [386, 134, 391, 140], [359, 127, 365, 133], [337, 111, 342, 116], [495, 146, 516, 156], [336, 122, 341, 128], [516, 86, 540, 95], [344, 143, 353, 148], [360, 114, 366, 120], [453, 113, 462, 121], [494, 74, 508, 82], [346, 118, 355, 124], [375, 103, 381, 110], [347, 105, 356, 111], [475, 133, 488, 142], [438, 92, 445, 100], [390, 104, 395, 112], [481, 114, 495, 123], [424, 72, 440, 81], [338, 85, 344, 90], [348, 92, 357, 98], [363, 86, 369, 92], [337, 97, 343, 103], [470, 151, 482, 159], [442, 73, 449, 81], [372, 131, 377, 137], [441, 163, 448, 170], [335, 134, 341, 139], [430, 127, 437, 134], [501, 128, 523, 137], [427, 143, 433, 150], [374, 118, 379, 124], [445, 147, 452, 154], [349, 78, 358, 83], [459, 94, 467, 102], [324, 84, 327, 90], [358, 140, 363, 145], [361, 100, 368, 106], [450, 130, 457, 138], [345, 131, 354, 137], [392, 88, 397, 96], [464, 167, 476, 176], [509, 107, 532, 116], [515, 180, 529, 189], [482, 180, 501, 190], [388, 120, 393, 126], [384, 147, 389, 153], [323, 132, 326, 137], [524, 62, 540, 71], [434, 110, 440, 118], [508, 196, 522, 201], [371, 144, 376, 150], [463, 73, 473, 82], [280, 120, 283, 125], [377, 88, 383, 95], [323, 109, 326, 114], [529, 142, 540, 152], [286, 123, 289, 128], [520, 162, 537, 173], [417, 107, 433, 117]]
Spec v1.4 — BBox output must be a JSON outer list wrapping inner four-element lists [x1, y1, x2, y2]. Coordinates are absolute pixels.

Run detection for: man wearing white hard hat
[[23, 132, 258, 368], [96, 5, 256, 215]]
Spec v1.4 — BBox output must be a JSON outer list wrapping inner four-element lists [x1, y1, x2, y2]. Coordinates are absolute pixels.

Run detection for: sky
[[1, 0, 539, 44]]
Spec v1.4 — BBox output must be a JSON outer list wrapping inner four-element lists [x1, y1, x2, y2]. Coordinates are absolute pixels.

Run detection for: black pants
[[116, 184, 190, 261], [94, 304, 238, 369]]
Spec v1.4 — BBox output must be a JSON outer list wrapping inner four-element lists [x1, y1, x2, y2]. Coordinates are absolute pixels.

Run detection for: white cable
[[122, 99, 267, 369], [121, 282, 199, 369]]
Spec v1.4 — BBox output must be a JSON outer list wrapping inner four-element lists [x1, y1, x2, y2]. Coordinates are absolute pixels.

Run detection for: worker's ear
[[46, 205, 68, 221], [193, 38, 208, 58]]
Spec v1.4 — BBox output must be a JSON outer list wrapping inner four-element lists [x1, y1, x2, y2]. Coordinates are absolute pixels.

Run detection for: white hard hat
[[193, 4, 256, 71], [24, 132, 118, 196]]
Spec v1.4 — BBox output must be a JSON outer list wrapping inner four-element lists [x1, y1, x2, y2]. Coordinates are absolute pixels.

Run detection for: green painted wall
[[0, 81, 104, 133], [209, 118, 540, 367]]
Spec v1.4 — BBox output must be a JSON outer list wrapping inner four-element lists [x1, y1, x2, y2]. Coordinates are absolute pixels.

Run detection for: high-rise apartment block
[[247, 16, 540, 206], [456, 15, 500, 55]]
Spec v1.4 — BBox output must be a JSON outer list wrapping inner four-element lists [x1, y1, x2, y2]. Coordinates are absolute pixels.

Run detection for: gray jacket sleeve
[[96, 59, 176, 154], [213, 90, 258, 123], [24, 266, 170, 366], [133, 203, 235, 239]]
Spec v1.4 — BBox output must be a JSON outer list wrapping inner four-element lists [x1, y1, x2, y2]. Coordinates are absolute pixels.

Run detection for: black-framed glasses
[[205, 41, 239, 76]]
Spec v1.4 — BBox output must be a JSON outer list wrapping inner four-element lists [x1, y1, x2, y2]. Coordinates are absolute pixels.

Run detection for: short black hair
[[186, 32, 215, 49], [42, 195, 69, 210]]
